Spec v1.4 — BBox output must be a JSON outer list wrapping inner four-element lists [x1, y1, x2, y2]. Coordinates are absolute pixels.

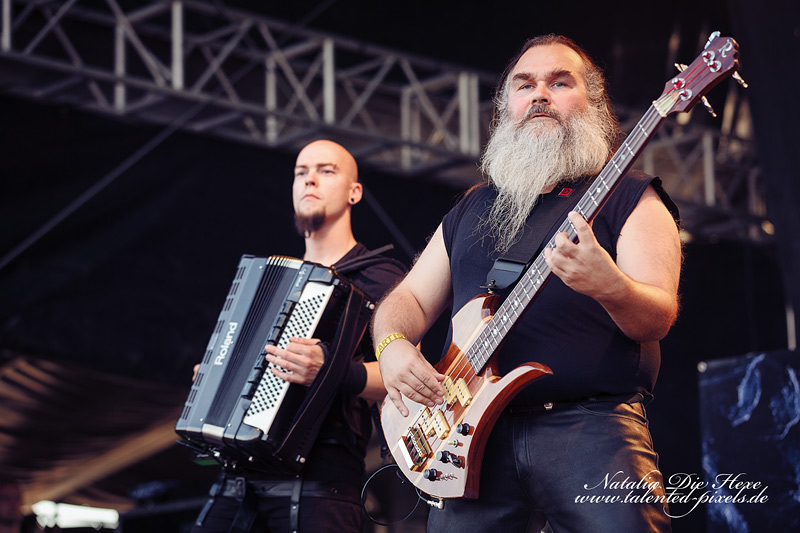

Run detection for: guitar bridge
[[398, 425, 431, 470]]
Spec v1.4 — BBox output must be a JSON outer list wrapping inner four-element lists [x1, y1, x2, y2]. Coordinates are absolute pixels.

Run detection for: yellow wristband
[[375, 332, 407, 361]]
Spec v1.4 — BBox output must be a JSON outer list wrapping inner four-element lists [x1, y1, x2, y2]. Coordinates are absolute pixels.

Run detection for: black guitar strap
[[484, 177, 593, 291]]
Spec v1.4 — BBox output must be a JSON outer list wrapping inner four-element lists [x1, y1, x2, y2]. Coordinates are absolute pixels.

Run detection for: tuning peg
[[700, 97, 717, 118], [700, 32, 748, 89], [674, 63, 716, 116], [704, 31, 721, 50]]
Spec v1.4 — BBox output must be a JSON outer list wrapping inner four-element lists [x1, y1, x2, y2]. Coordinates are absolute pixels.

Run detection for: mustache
[[520, 104, 563, 124]]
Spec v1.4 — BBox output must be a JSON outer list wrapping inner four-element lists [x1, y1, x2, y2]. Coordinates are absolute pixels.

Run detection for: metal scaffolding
[[0, 0, 766, 243]]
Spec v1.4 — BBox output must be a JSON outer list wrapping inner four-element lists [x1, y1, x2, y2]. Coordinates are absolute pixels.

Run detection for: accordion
[[175, 254, 374, 472]]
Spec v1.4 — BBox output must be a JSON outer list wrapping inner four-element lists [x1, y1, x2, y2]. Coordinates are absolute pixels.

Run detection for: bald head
[[292, 140, 363, 237], [296, 140, 358, 183]]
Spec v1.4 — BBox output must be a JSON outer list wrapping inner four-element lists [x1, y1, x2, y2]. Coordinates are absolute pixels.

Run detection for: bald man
[[192, 140, 405, 533]]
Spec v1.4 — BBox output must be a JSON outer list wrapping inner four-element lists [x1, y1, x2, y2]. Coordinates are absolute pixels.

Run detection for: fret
[[519, 281, 531, 297], [587, 189, 600, 207], [499, 321, 511, 337], [625, 143, 636, 157], [466, 351, 477, 368]]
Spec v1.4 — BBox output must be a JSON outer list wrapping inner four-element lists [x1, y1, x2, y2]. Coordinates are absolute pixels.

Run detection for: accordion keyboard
[[243, 281, 334, 431]]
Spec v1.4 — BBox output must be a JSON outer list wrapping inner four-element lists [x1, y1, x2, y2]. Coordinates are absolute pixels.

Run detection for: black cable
[[360, 463, 424, 527]]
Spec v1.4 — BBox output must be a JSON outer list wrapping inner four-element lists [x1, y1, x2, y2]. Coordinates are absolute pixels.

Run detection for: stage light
[[30, 501, 119, 530]]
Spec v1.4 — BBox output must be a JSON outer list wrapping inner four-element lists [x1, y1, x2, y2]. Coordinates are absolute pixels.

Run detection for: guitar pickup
[[419, 407, 451, 440], [442, 376, 473, 407]]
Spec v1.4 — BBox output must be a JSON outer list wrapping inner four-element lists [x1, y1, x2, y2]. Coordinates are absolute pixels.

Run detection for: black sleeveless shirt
[[441, 170, 679, 405]]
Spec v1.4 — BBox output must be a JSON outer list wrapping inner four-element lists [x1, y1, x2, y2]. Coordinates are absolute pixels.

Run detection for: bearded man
[[373, 35, 681, 532]]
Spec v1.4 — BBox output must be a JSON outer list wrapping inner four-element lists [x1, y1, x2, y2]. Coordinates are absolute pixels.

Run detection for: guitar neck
[[465, 104, 667, 374]]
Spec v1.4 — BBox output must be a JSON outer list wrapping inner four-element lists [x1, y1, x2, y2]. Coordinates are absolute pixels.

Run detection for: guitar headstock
[[654, 32, 741, 117]]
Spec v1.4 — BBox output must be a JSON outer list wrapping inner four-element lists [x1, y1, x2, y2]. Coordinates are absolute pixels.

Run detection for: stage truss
[[0, 0, 765, 243]]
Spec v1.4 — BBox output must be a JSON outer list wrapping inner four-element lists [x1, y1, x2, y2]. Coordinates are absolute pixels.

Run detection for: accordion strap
[[334, 243, 404, 275]]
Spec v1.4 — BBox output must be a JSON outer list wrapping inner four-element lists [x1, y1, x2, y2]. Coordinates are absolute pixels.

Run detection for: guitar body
[[380, 293, 552, 499]]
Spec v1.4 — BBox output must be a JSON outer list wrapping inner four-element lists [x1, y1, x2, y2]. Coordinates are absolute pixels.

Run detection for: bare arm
[[373, 225, 453, 416], [544, 186, 681, 341], [359, 361, 386, 402]]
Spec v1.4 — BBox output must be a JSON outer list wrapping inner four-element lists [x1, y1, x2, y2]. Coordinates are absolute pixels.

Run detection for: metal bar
[[322, 37, 334, 124], [38, 4, 108, 107], [338, 56, 386, 78], [22, 0, 78, 55], [126, 1, 169, 24], [103, 0, 168, 86], [282, 48, 323, 120], [114, 19, 126, 110], [190, 19, 252, 92], [467, 73, 480, 154], [337, 56, 397, 126], [265, 55, 277, 142], [2, 0, 10, 51], [32, 75, 82, 98], [257, 23, 319, 120], [399, 58, 457, 149], [190, 110, 241, 131], [340, 78, 379, 132], [199, 45, 241, 103], [459, 72, 471, 154], [171, 0, 183, 90], [703, 130, 715, 206]]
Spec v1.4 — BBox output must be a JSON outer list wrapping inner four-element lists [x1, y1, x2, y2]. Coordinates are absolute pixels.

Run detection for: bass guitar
[[381, 32, 744, 500]]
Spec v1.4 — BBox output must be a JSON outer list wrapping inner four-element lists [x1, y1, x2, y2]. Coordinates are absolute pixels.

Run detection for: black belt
[[220, 477, 359, 503], [505, 392, 647, 415]]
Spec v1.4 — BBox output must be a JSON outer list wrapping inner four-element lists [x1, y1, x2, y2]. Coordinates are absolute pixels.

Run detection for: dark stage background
[[1, 1, 798, 532]]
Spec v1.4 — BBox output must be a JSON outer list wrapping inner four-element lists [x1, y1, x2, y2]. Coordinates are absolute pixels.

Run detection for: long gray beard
[[479, 105, 612, 255]]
